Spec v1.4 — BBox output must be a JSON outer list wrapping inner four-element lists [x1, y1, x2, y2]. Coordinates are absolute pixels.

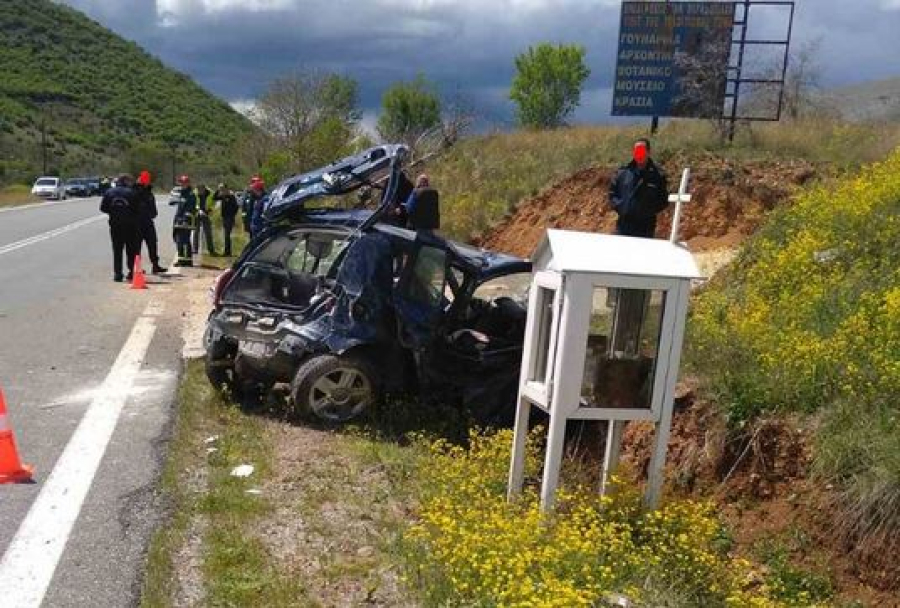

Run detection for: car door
[[393, 244, 450, 351]]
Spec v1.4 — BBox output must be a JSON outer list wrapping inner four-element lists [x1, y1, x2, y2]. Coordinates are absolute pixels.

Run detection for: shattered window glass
[[405, 246, 447, 309], [285, 232, 350, 277]]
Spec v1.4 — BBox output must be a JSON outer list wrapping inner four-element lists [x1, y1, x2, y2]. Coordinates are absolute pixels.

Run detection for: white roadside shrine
[[507, 180, 701, 511]]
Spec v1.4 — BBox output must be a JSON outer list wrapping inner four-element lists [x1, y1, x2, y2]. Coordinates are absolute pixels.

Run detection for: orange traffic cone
[[0, 387, 33, 484], [131, 254, 147, 290]]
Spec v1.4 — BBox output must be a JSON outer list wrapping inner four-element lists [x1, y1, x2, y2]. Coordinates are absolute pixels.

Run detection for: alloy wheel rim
[[308, 367, 372, 421]]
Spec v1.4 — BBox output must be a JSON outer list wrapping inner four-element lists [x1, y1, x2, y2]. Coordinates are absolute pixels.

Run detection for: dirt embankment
[[475, 158, 819, 257]]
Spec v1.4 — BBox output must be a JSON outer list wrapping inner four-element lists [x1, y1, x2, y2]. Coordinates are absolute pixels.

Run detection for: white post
[[539, 411, 567, 512], [645, 281, 691, 508], [601, 420, 625, 495], [668, 168, 691, 244], [507, 397, 532, 499]]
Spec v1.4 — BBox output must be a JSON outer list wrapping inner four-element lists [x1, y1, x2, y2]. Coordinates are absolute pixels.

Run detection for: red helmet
[[249, 177, 265, 191], [137, 170, 151, 186], [178, 174, 191, 185]]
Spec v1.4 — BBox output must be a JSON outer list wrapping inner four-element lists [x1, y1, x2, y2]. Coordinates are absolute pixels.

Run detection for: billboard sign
[[612, 1, 736, 118]]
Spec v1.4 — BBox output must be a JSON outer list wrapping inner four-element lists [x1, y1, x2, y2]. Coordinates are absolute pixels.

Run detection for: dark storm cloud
[[59, 0, 900, 124]]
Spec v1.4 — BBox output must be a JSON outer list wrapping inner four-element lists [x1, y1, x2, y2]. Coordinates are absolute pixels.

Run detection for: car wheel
[[291, 354, 380, 423], [205, 353, 237, 394]]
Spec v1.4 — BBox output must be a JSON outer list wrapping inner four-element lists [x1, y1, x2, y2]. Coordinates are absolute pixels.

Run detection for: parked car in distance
[[204, 145, 532, 425], [85, 177, 101, 195], [65, 178, 91, 197], [168, 185, 183, 205], [32, 176, 66, 200]]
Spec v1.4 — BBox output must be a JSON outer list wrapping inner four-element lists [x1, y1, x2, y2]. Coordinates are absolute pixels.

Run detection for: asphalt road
[[0, 194, 186, 607]]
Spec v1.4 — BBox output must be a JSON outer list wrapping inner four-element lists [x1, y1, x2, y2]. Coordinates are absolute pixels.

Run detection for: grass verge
[[0, 185, 41, 208], [141, 360, 305, 607]]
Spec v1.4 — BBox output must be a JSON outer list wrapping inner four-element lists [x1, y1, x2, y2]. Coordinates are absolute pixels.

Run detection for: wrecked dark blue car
[[204, 145, 532, 423]]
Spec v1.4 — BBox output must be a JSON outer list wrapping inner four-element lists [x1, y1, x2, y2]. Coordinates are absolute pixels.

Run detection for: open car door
[[393, 242, 451, 351]]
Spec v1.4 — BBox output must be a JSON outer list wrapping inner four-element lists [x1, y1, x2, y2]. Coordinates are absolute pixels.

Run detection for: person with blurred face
[[247, 177, 268, 238], [99, 174, 141, 281], [172, 175, 197, 267], [192, 183, 218, 256], [134, 170, 166, 274], [608, 138, 669, 238], [213, 183, 239, 256], [402, 173, 440, 233]]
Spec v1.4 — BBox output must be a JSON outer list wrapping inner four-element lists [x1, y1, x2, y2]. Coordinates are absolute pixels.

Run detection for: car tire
[[205, 353, 237, 395], [290, 354, 380, 423]]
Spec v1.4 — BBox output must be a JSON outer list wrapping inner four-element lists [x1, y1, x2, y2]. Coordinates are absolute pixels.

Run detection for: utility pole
[[169, 142, 177, 186], [41, 115, 48, 175]]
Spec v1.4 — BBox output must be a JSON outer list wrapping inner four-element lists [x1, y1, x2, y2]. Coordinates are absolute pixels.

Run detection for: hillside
[[423, 118, 900, 246], [824, 77, 900, 123], [0, 0, 253, 184], [424, 125, 900, 601]]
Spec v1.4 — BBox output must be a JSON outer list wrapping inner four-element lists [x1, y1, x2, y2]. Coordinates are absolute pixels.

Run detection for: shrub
[[405, 429, 787, 607], [688, 148, 900, 562]]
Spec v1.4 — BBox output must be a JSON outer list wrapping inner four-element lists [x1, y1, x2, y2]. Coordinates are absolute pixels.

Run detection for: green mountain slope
[[0, 0, 253, 183]]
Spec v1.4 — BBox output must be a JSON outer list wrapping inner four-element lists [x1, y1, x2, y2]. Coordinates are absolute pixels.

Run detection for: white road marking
[[0, 303, 161, 607], [0, 215, 104, 257], [0, 198, 96, 214]]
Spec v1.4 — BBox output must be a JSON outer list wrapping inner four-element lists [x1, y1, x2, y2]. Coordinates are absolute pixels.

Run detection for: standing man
[[192, 183, 218, 256], [214, 183, 239, 256], [172, 175, 197, 267], [100, 174, 141, 282], [403, 173, 440, 233], [246, 177, 268, 238], [134, 170, 167, 274], [241, 176, 261, 235], [608, 138, 669, 238]]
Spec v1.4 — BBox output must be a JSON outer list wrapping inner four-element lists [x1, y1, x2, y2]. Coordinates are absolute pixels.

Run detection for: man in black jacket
[[135, 170, 167, 274], [100, 174, 141, 282], [608, 139, 669, 238], [213, 183, 239, 256]]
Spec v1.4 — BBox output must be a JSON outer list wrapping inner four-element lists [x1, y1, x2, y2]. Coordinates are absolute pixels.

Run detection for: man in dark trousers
[[134, 170, 167, 274], [100, 174, 141, 282], [192, 183, 218, 256], [213, 183, 239, 256], [241, 176, 263, 235], [608, 138, 669, 238], [172, 175, 197, 267], [402, 173, 440, 234]]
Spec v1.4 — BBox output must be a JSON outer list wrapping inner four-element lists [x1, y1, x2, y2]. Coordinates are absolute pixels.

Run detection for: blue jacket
[[250, 192, 269, 236]]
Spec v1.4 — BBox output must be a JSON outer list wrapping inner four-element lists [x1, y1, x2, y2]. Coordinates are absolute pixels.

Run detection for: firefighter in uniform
[[247, 177, 268, 238], [100, 174, 141, 282], [192, 183, 218, 256], [172, 175, 197, 267], [213, 183, 239, 256]]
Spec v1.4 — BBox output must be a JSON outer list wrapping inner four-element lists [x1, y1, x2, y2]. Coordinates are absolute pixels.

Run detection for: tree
[[509, 43, 590, 129], [255, 71, 361, 172], [742, 38, 827, 124], [780, 38, 825, 120], [377, 76, 442, 147]]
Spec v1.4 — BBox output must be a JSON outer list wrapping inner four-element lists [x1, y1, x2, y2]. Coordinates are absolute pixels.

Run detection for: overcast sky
[[59, 0, 900, 126]]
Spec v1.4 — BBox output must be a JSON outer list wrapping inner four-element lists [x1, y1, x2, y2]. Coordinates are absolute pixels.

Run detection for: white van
[[32, 176, 66, 200]]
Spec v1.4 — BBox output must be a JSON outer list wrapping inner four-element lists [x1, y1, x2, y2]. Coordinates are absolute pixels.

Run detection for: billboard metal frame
[[725, 0, 796, 140]]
